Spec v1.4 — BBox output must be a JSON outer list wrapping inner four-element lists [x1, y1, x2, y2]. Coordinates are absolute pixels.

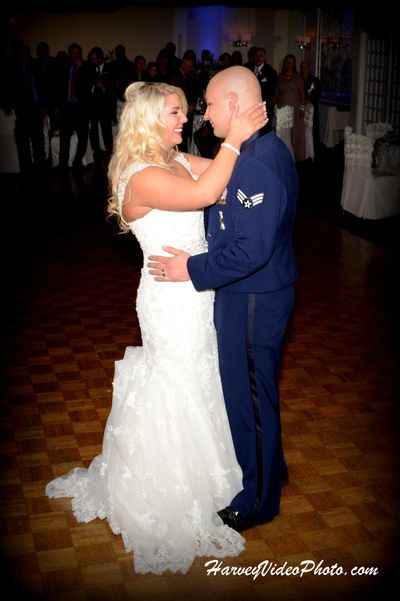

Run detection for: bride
[[46, 81, 267, 575]]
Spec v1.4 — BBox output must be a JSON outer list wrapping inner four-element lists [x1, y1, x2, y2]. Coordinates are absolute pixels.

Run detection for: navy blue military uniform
[[188, 130, 298, 523]]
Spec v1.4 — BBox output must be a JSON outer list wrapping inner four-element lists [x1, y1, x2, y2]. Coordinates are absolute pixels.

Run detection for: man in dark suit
[[170, 56, 199, 152], [88, 47, 115, 162], [54, 43, 93, 169], [301, 59, 321, 155], [35, 41, 57, 120], [108, 44, 135, 109], [247, 47, 277, 132], [148, 66, 298, 532]]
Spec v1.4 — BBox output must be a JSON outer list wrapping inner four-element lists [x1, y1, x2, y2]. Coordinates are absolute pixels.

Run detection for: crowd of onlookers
[[0, 39, 321, 172]]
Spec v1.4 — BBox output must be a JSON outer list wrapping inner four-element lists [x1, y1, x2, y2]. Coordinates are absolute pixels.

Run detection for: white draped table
[[319, 103, 350, 148]]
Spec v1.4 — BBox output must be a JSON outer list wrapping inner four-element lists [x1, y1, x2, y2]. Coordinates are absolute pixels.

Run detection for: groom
[[148, 66, 298, 532]]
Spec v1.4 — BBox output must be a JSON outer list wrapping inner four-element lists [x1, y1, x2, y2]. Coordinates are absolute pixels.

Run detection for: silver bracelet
[[221, 142, 240, 156]]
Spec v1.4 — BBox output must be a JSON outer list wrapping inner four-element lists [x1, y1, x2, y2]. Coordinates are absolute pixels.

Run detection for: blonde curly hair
[[107, 81, 188, 231]]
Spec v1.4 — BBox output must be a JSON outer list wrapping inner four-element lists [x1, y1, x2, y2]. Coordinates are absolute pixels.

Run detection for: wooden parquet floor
[[1, 169, 399, 601]]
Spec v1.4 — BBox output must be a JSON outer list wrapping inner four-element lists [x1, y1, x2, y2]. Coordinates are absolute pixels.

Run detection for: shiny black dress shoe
[[217, 506, 256, 532], [217, 506, 274, 532]]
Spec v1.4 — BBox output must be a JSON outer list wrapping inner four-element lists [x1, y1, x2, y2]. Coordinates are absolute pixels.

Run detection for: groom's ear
[[228, 91, 238, 108]]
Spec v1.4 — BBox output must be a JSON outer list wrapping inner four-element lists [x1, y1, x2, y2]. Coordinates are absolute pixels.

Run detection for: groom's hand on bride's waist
[[147, 246, 191, 282]]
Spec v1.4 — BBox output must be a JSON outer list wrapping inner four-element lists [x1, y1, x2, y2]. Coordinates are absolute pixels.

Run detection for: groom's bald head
[[208, 66, 262, 106], [204, 66, 262, 138]]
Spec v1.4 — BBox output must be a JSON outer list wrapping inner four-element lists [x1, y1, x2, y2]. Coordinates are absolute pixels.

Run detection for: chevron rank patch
[[237, 188, 264, 209]]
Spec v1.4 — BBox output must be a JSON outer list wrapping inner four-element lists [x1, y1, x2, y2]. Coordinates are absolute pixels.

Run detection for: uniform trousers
[[214, 286, 294, 520]]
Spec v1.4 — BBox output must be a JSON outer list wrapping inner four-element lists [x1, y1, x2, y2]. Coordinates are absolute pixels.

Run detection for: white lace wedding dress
[[46, 154, 245, 574]]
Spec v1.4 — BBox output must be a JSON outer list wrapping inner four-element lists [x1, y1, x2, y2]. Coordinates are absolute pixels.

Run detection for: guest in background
[[231, 50, 243, 66], [243, 46, 257, 70], [35, 41, 57, 124], [198, 48, 214, 95], [274, 54, 306, 162], [182, 49, 200, 98], [200, 48, 213, 63], [170, 56, 198, 100], [54, 42, 92, 170], [300, 59, 321, 154], [133, 55, 146, 82], [183, 49, 197, 65], [218, 52, 232, 70], [55, 50, 68, 65], [155, 48, 172, 83], [143, 61, 159, 82], [50, 51, 68, 132], [7, 42, 46, 171], [170, 55, 199, 151], [248, 47, 277, 132], [108, 44, 135, 111], [164, 41, 181, 73], [88, 46, 115, 163]]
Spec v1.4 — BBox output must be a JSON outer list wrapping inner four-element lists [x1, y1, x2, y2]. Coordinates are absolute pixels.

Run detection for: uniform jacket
[[188, 131, 299, 293]]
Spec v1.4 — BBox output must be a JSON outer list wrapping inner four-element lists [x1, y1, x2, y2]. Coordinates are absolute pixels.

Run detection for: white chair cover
[[365, 122, 392, 141], [0, 110, 20, 173], [344, 130, 374, 167], [341, 127, 400, 219], [275, 105, 294, 158]]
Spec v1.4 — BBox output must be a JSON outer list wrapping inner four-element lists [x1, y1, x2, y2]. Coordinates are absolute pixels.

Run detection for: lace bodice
[[117, 153, 207, 258]]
